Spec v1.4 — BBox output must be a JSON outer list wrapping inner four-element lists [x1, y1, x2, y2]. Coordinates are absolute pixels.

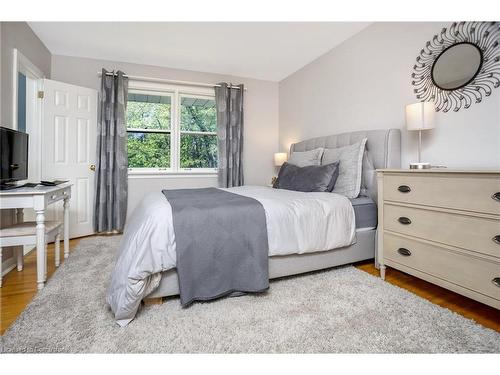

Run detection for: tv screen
[[0, 126, 29, 183]]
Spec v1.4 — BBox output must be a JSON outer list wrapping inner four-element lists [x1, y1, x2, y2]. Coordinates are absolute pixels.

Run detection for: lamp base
[[409, 162, 432, 170]]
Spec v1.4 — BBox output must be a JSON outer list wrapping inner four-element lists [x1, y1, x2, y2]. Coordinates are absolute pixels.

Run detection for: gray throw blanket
[[162, 188, 269, 306]]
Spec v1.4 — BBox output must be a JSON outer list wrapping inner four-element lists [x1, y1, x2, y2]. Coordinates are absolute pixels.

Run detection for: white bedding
[[107, 186, 356, 325]]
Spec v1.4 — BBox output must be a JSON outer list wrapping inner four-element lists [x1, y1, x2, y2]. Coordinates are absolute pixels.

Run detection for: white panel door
[[41, 79, 98, 238]]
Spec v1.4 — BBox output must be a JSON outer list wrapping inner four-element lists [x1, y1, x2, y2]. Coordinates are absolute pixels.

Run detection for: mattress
[[350, 196, 377, 229]]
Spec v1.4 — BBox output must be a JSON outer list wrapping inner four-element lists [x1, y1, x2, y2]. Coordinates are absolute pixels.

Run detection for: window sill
[[128, 170, 218, 179]]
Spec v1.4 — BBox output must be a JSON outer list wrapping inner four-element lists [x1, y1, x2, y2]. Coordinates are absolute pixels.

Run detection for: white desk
[[0, 184, 72, 289]]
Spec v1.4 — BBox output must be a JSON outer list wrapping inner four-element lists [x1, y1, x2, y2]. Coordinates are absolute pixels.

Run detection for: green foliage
[[180, 103, 218, 168], [127, 101, 170, 130], [127, 133, 170, 168], [126, 97, 218, 169], [181, 101, 216, 132], [180, 134, 217, 168]]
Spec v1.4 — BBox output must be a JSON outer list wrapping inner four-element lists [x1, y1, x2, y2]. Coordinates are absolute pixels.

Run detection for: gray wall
[[1, 22, 51, 127], [279, 22, 500, 169], [0, 22, 51, 273], [51, 55, 279, 214]]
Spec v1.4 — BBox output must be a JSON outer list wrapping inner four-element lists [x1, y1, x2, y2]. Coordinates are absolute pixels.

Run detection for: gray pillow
[[360, 150, 375, 198], [274, 161, 340, 193], [288, 147, 324, 167], [321, 138, 367, 198]]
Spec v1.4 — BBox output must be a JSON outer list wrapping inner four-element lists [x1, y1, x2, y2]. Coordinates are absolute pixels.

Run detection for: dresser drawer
[[384, 233, 500, 301], [383, 174, 500, 214], [384, 204, 500, 259]]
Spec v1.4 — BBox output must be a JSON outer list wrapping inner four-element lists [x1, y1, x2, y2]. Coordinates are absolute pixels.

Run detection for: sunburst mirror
[[411, 21, 500, 112]]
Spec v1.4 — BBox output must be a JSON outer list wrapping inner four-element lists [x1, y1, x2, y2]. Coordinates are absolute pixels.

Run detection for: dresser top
[[0, 183, 72, 196], [377, 169, 500, 174]]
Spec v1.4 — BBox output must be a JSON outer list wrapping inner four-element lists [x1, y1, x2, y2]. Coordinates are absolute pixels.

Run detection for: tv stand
[[0, 183, 24, 190]]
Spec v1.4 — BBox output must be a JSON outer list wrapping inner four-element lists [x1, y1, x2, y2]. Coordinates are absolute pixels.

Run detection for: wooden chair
[[0, 221, 63, 287]]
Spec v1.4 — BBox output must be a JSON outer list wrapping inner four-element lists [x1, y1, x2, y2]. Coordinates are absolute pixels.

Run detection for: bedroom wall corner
[[278, 22, 500, 169]]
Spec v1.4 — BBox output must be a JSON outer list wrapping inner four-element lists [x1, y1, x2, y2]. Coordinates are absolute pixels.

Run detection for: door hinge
[[37, 90, 44, 99]]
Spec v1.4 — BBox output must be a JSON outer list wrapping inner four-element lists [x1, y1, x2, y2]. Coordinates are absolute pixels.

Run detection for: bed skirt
[[146, 228, 376, 299]]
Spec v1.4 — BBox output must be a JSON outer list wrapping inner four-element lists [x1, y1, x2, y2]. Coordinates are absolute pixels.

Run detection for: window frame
[[126, 80, 218, 177]]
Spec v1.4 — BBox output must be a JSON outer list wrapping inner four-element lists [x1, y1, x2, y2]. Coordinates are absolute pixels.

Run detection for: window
[[126, 85, 218, 174], [127, 93, 172, 169], [180, 96, 217, 169]]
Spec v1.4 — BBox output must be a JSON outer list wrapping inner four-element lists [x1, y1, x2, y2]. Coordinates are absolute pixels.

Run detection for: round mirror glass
[[431, 43, 482, 90]]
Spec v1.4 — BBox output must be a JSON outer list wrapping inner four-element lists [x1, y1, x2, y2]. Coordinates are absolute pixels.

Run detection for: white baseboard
[[24, 244, 35, 255], [1, 257, 17, 277], [1, 246, 34, 278]]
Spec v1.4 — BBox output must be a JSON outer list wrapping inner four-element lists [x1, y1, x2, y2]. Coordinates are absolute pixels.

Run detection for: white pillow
[[321, 139, 367, 198], [288, 147, 324, 167]]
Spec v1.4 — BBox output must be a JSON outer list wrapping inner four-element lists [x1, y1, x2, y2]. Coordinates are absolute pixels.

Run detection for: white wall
[[51, 55, 279, 215], [279, 22, 500, 169]]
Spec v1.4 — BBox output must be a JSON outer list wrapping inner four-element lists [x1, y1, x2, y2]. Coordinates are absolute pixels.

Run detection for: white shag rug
[[1, 236, 499, 353]]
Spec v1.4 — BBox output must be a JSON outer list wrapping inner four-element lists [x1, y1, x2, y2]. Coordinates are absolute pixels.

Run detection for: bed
[[107, 129, 401, 325]]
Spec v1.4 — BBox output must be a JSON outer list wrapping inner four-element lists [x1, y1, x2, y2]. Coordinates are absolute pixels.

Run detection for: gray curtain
[[215, 83, 244, 188], [94, 69, 129, 233]]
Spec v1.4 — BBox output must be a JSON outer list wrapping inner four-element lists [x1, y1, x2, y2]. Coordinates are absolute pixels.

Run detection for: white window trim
[[127, 80, 218, 177]]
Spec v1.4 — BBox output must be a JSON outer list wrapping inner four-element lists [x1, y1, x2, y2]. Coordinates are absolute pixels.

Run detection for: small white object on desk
[[0, 183, 72, 290]]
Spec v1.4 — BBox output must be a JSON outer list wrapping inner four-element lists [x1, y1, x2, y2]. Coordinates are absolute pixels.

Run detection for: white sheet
[[107, 186, 356, 325], [226, 186, 356, 255]]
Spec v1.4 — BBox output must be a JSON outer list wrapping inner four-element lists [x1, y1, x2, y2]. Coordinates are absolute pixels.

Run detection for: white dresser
[[377, 169, 500, 310]]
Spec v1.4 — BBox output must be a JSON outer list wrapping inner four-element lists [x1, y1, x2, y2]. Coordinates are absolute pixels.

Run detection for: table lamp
[[274, 152, 287, 167], [405, 102, 435, 169], [272, 153, 287, 186]]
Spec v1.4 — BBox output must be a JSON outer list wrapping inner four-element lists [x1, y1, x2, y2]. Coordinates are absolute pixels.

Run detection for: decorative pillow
[[321, 138, 367, 198], [360, 150, 375, 198], [274, 161, 340, 193], [288, 147, 324, 167]]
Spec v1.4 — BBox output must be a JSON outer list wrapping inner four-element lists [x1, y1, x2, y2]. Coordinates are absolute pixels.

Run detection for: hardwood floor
[[1, 237, 499, 335], [0, 238, 82, 335], [356, 261, 500, 332]]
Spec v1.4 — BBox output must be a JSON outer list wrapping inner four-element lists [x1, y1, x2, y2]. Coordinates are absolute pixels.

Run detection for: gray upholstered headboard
[[290, 129, 401, 202]]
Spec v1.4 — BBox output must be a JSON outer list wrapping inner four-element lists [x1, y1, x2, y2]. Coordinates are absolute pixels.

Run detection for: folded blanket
[[162, 188, 269, 306]]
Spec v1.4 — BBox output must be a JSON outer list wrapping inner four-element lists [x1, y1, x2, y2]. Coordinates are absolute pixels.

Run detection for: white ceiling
[[29, 22, 370, 81]]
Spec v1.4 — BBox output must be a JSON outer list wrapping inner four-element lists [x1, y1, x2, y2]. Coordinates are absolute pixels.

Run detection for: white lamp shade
[[274, 152, 287, 166], [405, 102, 435, 131]]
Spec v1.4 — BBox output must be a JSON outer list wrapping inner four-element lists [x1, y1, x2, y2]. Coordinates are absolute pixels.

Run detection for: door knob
[[89, 164, 96, 171]]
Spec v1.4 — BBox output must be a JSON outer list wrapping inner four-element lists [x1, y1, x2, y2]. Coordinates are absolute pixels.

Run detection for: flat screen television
[[0, 126, 29, 189]]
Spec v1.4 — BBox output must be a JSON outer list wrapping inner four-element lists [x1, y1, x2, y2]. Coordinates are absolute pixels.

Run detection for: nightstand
[[377, 169, 500, 309]]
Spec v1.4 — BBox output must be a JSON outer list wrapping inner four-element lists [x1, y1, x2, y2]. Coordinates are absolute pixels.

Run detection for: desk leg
[[63, 197, 70, 258], [16, 208, 24, 223], [36, 210, 46, 290], [16, 208, 24, 271]]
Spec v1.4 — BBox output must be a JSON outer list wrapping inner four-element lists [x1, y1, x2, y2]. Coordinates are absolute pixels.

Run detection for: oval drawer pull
[[398, 217, 412, 225], [492, 278, 500, 287], [398, 185, 411, 193], [492, 235, 500, 245], [397, 248, 412, 256], [492, 192, 500, 202], [51, 194, 57, 199]]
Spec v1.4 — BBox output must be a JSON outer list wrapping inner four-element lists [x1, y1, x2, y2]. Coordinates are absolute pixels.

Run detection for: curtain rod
[[97, 71, 246, 91]]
